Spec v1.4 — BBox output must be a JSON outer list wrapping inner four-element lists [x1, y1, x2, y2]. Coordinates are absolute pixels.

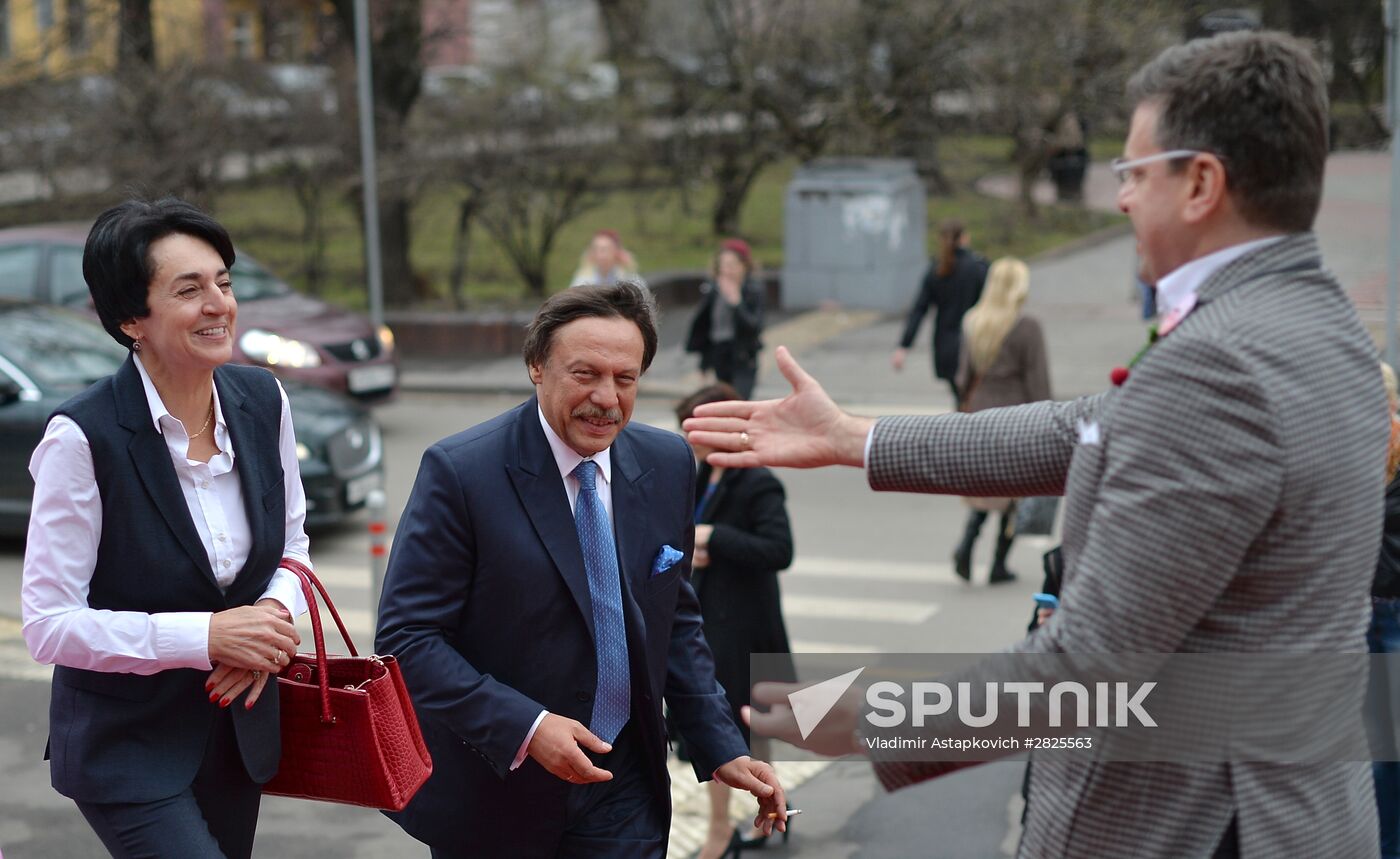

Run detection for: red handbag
[[262, 558, 432, 811]]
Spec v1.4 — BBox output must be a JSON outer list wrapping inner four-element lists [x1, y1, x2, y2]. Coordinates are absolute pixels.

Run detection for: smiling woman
[[18, 198, 318, 858]]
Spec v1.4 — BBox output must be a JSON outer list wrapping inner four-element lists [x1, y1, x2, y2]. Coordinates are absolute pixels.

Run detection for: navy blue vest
[[46, 356, 285, 803]]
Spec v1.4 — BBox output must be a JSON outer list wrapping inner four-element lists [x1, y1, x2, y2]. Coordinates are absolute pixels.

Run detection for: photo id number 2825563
[[1025, 737, 1094, 750]]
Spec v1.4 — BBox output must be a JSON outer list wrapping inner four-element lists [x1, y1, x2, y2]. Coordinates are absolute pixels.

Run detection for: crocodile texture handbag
[[262, 558, 432, 810]]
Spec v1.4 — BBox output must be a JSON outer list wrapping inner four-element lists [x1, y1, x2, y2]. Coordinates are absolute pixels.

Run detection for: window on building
[[231, 12, 254, 60], [0, 0, 10, 59], [35, 0, 54, 32], [65, 0, 86, 52]]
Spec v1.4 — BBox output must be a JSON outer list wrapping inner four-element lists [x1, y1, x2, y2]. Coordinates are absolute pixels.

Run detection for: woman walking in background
[[952, 257, 1050, 584], [678, 383, 794, 859], [685, 239, 765, 400], [892, 218, 990, 408], [569, 228, 644, 288]]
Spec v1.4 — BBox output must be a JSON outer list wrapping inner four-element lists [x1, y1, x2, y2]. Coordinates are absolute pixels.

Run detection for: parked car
[[0, 302, 383, 533], [0, 224, 399, 403]]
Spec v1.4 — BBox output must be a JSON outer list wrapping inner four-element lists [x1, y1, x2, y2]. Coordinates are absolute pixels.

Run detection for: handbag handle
[[279, 557, 359, 724]]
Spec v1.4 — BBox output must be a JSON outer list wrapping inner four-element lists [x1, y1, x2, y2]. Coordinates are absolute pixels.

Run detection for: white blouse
[[20, 355, 311, 675]]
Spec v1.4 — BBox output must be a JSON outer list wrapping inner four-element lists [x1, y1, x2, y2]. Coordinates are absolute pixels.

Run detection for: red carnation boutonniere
[[1110, 295, 1197, 387]]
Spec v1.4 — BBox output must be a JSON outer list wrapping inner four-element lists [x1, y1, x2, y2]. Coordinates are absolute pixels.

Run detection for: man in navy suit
[[377, 282, 787, 857]]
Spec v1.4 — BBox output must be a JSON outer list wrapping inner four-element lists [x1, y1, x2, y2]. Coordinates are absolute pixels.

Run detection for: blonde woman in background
[[952, 257, 1051, 584], [569, 229, 645, 288]]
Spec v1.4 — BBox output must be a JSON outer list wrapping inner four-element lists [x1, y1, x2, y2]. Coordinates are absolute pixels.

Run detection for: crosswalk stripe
[[782, 593, 939, 624], [790, 639, 886, 654], [790, 556, 952, 583]]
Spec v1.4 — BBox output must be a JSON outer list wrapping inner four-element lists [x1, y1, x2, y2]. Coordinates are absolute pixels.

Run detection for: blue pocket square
[[652, 545, 684, 576]]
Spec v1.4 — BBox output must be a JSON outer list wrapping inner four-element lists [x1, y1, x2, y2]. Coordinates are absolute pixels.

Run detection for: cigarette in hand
[[766, 809, 803, 819]]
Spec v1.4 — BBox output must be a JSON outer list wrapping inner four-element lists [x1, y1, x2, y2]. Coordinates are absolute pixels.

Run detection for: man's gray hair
[[1127, 30, 1328, 233]]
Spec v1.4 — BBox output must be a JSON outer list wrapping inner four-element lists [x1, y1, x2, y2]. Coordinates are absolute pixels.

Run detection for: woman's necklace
[[187, 400, 215, 440]]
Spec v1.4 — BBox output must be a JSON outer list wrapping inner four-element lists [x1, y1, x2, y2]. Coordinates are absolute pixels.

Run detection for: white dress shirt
[[510, 407, 618, 770], [1153, 235, 1283, 320], [21, 355, 311, 675]]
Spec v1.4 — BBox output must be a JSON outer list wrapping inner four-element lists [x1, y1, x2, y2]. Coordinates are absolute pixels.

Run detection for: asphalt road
[[0, 389, 1043, 858]]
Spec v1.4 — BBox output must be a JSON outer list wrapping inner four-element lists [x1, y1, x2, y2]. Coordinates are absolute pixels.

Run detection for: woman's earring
[[131, 340, 142, 352]]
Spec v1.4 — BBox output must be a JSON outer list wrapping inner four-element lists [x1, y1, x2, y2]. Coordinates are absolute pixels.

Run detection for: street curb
[[1026, 220, 1134, 264]]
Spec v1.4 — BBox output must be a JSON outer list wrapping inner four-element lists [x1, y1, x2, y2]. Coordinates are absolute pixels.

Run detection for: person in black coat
[[685, 239, 765, 400], [891, 219, 990, 407], [678, 383, 795, 859]]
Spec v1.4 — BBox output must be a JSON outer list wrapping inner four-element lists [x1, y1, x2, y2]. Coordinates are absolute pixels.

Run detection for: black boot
[[952, 511, 987, 581], [989, 516, 1017, 584]]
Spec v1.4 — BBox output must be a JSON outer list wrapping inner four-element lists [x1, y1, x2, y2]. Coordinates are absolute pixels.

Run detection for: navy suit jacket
[[376, 398, 748, 850]]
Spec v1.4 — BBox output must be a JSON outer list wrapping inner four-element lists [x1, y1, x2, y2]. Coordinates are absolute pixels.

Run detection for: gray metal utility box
[[782, 158, 927, 311]]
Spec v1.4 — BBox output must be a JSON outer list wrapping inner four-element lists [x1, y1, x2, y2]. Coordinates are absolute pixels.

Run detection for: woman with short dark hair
[[21, 197, 312, 858]]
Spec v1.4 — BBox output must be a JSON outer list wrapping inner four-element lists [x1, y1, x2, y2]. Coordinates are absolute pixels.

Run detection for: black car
[[0, 302, 382, 533]]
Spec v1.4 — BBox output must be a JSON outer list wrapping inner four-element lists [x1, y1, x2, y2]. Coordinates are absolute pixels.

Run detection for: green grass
[[212, 134, 1123, 311]]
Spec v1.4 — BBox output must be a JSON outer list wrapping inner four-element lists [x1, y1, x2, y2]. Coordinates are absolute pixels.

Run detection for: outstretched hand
[[683, 346, 874, 470]]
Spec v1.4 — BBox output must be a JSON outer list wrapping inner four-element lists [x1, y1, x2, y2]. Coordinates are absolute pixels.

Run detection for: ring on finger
[[739, 431, 752, 449], [252, 670, 261, 680]]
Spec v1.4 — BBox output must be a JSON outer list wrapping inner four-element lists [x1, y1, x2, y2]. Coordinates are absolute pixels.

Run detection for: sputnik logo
[[788, 667, 865, 740]]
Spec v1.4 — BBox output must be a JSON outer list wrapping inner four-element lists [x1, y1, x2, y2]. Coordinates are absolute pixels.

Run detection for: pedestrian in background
[[952, 257, 1050, 584], [21, 198, 309, 858], [892, 218, 990, 408], [685, 238, 765, 400], [1370, 360, 1400, 859], [677, 382, 795, 859], [570, 228, 645, 288]]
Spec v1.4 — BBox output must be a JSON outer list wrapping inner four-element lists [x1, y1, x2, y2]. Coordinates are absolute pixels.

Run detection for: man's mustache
[[573, 405, 622, 422]]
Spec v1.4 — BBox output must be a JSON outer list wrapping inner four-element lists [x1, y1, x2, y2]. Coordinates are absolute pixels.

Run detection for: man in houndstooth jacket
[[686, 31, 1389, 859]]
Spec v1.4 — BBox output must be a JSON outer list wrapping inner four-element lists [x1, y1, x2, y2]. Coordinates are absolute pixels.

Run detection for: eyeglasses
[[1110, 150, 1210, 187]]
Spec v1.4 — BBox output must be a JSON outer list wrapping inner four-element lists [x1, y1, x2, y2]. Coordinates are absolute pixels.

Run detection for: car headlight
[[377, 324, 395, 354], [295, 442, 313, 461], [239, 329, 322, 368]]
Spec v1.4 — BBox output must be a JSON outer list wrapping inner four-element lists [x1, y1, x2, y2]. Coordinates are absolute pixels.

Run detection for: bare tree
[[828, 0, 977, 193], [417, 66, 618, 299], [49, 65, 239, 208], [973, 0, 1173, 216], [635, 0, 846, 236], [117, 0, 155, 73], [254, 72, 353, 295], [327, 0, 426, 307]]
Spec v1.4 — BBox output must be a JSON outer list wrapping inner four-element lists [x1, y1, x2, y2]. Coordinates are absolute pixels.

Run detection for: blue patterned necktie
[[571, 460, 630, 743]]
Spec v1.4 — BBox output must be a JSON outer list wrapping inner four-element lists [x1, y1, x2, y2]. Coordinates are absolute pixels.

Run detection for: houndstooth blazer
[[866, 233, 1389, 858]]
